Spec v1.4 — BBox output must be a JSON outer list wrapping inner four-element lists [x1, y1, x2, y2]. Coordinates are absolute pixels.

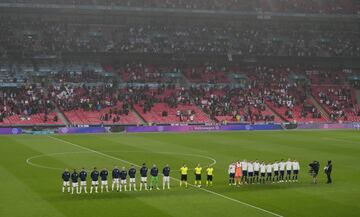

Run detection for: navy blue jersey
[[71, 172, 78, 183], [128, 168, 136, 178], [120, 170, 127, 180], [163, 167, 170, 177], [151, 167, 158, 177], [100, 170, 108, 181], [112, 169, 120, 179], [140, 166, 148, 177], [62, 171, 70, 181], [91, 170, 99, 181], [79, 170, 87, 181]]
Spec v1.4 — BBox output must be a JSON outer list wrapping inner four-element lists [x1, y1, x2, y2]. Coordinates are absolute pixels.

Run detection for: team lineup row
[[61, 163, 214, 194], [228, 159, 300, 185]]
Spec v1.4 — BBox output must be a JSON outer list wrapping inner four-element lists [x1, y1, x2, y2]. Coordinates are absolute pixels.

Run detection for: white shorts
[[163, 176, 170, 182], [113, 178, 119, 184], [141, 177, 147, 182], [72, 182, 78, 187], [101, 180, 108, 185], [91, 181, 98, 186], [63, 181, 70, 186], [80, 181, 87, 186], [120, 179, 127, 184], [129, 178, 135, 183]]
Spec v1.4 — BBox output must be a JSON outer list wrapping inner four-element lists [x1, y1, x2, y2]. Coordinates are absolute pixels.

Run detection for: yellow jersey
[[195, 167, 202, 175], [206, 167, 214, 176], [180, 166, 188, 175]]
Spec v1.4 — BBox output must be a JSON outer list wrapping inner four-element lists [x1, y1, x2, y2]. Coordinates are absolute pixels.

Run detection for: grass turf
[[0, 130, 359, 217]]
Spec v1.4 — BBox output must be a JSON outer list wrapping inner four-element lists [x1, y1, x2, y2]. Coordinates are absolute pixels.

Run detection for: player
[[128, 165, 137, 191], [266, 162, 273, 183], [119, 166, 127, 192], [285, 158, 292, 182], [272, 160, 279, 183], [100, 168, 109, 192], [112, 166, 120, 191], [253, 160, 260, 184], [140, 163, 148, 191], [194, 163, 202, 187], [62, 169, 71, 193], [90, 167, 99, 193], [79, 168, 87, 194], [247, 161, 254, 184], [241, 159, 248, 184], [150, 164, 160, 190], [228, 162, 236, 186], [234, 161, 242, 186], [292, 159, 300, 182], [162, 164, 171, 190], [180, 163, 188, 187], [71, 169, 79, 194], [279, 159, 285, 183], [259, 161, 266, 184], [206, 165, 214, 187]]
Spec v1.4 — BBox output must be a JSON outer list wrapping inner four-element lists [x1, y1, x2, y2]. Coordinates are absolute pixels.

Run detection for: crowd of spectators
[[1, 0, 356, 14]]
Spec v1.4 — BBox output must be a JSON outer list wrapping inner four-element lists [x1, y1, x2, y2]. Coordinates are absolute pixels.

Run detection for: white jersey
[[247, 163, 254, 172], [266, 164, 272, 173], [285, 161, 292, 171], [253, 162, 260, 171], [279, 162, 285, 171], [241, 161, 248, 170], [273, 163, 279, 171], [293, 161, 300, 170], [260, 164, 266, 173], [228, 164, 236, 174]]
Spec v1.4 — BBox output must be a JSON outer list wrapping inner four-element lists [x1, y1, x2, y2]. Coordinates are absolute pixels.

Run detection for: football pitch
[[1, 130, 359, 217]]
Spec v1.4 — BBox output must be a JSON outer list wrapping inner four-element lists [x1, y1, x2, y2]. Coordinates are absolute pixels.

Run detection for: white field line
[[47, 135, 283, 217]]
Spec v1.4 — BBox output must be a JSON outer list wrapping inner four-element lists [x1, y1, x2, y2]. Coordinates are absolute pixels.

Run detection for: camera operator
[[309, 160, 320, 184], [324, 160, 332, 184]]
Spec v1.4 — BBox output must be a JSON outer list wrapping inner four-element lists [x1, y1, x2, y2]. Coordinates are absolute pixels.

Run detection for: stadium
[[0, 1, 360, 217]]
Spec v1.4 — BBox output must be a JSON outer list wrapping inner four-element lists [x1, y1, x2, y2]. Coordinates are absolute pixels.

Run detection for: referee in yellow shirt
[[194, 163, 202, 187], [180, 163, 188, 187], [206, 165, 214, 187]]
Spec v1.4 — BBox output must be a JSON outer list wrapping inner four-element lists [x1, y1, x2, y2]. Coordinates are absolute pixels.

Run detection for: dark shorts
[[207, 175, 213, 181], [294, 170, 299, 175], [261, 173, 266, 177], [280, 171, 285, 176], [229, 173, 235, 178], [248, 172, 254, 177], [254, 171, 259, 176], [242, 171, 248, 177], [274, 171, 279, 176], [195, 174, 201, 180], [267, 173, 272, 177], [287, 170, 291, 175], [181, 175, 187, 181]]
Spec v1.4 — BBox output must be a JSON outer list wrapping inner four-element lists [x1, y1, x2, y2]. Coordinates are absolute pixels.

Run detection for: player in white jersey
[[253, 160, 260, 184], [272, 161, 279, 183], [285, 158, 293, 182], [247, 161, 254, 184], [292, 159, 300, 182], [241, 159, 248, 184], [228, 162, 236, 185], [266, 162, 273, 183], [259, 161, 266, 184], [279, 159, 285, 183]]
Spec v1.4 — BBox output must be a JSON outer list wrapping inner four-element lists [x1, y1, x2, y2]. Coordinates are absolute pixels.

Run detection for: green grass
[[1, 130, 360, 217]]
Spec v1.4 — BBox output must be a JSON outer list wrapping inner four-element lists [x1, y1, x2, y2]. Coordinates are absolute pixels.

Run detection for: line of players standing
[[62, 163, 171, 194], [228, 159, 300, 185]]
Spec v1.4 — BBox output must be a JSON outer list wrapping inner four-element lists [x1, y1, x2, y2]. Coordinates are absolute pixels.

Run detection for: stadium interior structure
[[0, 1, 360, 128]]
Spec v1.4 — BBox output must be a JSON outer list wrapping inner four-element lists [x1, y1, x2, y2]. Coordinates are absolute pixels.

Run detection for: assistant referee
[[180, 163, 188, 188]]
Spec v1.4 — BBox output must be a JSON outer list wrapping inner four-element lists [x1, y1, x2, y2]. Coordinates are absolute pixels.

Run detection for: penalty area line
[[47, 135, 283, 217]]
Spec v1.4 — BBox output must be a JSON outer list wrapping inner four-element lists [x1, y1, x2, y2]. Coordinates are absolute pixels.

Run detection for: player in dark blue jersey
[[79, 168, 88, 193], [140, 163, 148, 191], [90, 167, 99, 194], [62, 169, 71, 193], [162, 164, 171, 190], [71, 169, 79, 194], [150, 164, 160, 190], [128, 165, 137, 191], [119, 167, 127, 192], [100, 168, 109, 192], [112, 166, 120, 192]]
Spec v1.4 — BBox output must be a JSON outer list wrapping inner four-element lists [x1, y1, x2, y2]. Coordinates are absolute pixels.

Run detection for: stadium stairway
[[131, 108, 147, 125], [309, 94, 330, 120], [55, 106, 70, 125], [264, 104, 287, 123], [356, 90, 360, 106]]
